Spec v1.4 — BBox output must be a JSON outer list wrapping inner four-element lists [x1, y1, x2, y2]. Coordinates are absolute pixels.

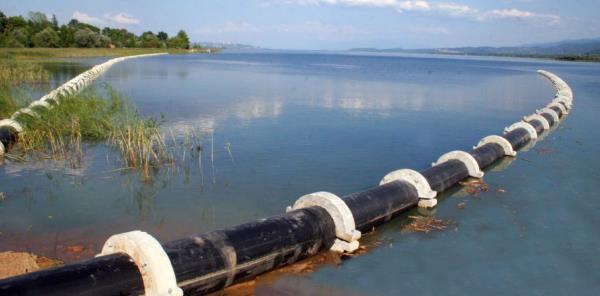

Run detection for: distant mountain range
[[196, 42, 259, 50], [349, 38, 600, 57]]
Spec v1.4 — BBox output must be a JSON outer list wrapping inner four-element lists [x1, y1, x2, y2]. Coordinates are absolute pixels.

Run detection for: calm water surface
[[1, 52, 599, 295]]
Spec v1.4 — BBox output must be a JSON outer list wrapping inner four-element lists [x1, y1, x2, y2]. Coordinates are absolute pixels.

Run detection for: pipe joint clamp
[[11, 108, 39, 120], [554, 95, 572, 109], [433, 150, 484, 178], [536, 107, 560, 124], [504, 121, 538, 141], [287, 191, 361, 252], [523, 114, 550, 130], [0, 119, 23, 133], [379, 169, 437, 208], [547, 102, 568, 115], [474, 135, 516, 157], [98, 231, 183, 296]]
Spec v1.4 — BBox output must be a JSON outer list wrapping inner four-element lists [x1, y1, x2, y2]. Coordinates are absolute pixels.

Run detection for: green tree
[[51, 14, 58, 29], [32, 27, 60, 47], [0, 11, 7, 34], [167, 30, 190, 49], [27, 11, 51, 34], [5, 28, 29, 47], [74, 28, 95, 47], [176, 30, 190, 49], [102, 27, 137, 48], [7, 16, 27, 31], [157, 31, 168, 41], [27, 11, 48, 24], [139, 31, 159, 48]]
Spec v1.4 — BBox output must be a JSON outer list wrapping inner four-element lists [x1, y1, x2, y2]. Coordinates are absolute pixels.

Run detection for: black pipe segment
[[470, 143, 506, 169], [527, 119, 545, 135], [558, 101, 570, 110], [0, 126, 18, 151], [163, 206, 336, 295], [421, 159, 470, 193], [539, 112, 555, 127], [0, 206, 336, 296], [0, 253, 144, 296], [549, 106, 563, 118], [503, 128, 532, 151], [342, 180, 419, 232]]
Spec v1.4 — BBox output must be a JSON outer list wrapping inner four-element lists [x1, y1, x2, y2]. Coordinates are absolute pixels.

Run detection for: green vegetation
[[0, 10, 193, 50], [11, 87, 172, 178], [0, 47, 200, 61], [0, 59, 50, 117]]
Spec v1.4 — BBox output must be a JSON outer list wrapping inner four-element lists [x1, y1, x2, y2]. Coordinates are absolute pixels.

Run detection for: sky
[[3, 0, 600, 50]]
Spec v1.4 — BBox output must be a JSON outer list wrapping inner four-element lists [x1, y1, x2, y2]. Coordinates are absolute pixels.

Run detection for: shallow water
[[1, 52, 599, 295]]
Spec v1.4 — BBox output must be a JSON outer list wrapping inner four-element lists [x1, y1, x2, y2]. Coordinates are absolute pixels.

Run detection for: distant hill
[[196, 42, 258, 50], [350, 38, 600, 58]]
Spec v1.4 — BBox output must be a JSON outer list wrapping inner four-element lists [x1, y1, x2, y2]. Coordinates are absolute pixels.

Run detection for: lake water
[[1, 52, 599, 295]]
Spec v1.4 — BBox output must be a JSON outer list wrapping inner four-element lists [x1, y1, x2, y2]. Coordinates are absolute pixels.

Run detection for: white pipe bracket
[[474, 135, 516, 157], [0, 119, 23, 133], [379, 169, 437, 208], [504, 121, 538, 141], [287, 191, 361, 252], [523, 114, 550, 130], [29, 100, 51, 110], [98, 231, 183, 296], [433, 150, 484, 178], [552, 96, 573, 110], [11, 108, 39, 119], [547, 102, 568, 115], [537, 107, 560, 123]]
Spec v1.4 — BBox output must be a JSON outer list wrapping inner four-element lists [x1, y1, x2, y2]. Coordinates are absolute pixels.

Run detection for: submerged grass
[[11, 86, 173, 179], [0, 60, 51, 118]]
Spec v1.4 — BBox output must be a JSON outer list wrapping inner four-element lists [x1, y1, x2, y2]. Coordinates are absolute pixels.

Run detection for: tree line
[[0, 11, 190, 49]]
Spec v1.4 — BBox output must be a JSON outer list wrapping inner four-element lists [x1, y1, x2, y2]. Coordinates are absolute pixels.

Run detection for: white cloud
[[197, 22, 259, 34], [72, 11, 105, 24], [280, 21, 359, 34], [272, 0, 560, 24], [71, 11, 141, 26], [482, 9, 560, 23], [103, 13, 141, 25], [278, 21, 365, 41]]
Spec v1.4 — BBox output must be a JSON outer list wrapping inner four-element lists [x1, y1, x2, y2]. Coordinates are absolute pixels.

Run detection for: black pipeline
[[0, 70, 573, 296]]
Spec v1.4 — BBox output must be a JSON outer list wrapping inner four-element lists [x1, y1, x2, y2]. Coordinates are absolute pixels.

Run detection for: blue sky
[[3, 0, 600, 49]]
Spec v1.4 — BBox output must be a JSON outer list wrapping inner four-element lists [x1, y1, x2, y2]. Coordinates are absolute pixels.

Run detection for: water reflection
[[1, 53, 599, 295]]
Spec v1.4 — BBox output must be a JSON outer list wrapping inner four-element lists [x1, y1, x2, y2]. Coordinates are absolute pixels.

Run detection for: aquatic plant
[[0, 61, 51, 118], [9, 87, 172, 177]]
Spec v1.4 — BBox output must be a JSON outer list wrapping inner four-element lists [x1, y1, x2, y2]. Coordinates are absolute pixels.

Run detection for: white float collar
[[474, 135, 517, 157], [536, 107, 560, 123], [553, 96, 572, 110], [557, 89, 573, 100], [523, 114, 550, 130], [11, 108, 39, 120], [504, 121, 538, 141], [287, 191, 361, 252], [433, 150, 484, 178], [379, 169, 438, 208], [0, 119, 23, 133], [98, 231, 183, 296], [29, 100, 51, 109], [547, 102, 568, 115]]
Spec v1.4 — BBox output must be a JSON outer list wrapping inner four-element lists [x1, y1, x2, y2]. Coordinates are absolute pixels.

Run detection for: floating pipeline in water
[[0, 52, 167, 157], [0, 70, 574, 296]]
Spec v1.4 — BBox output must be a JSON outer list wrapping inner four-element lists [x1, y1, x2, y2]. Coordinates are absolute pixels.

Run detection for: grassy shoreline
[[0, 47, 215, 61]]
